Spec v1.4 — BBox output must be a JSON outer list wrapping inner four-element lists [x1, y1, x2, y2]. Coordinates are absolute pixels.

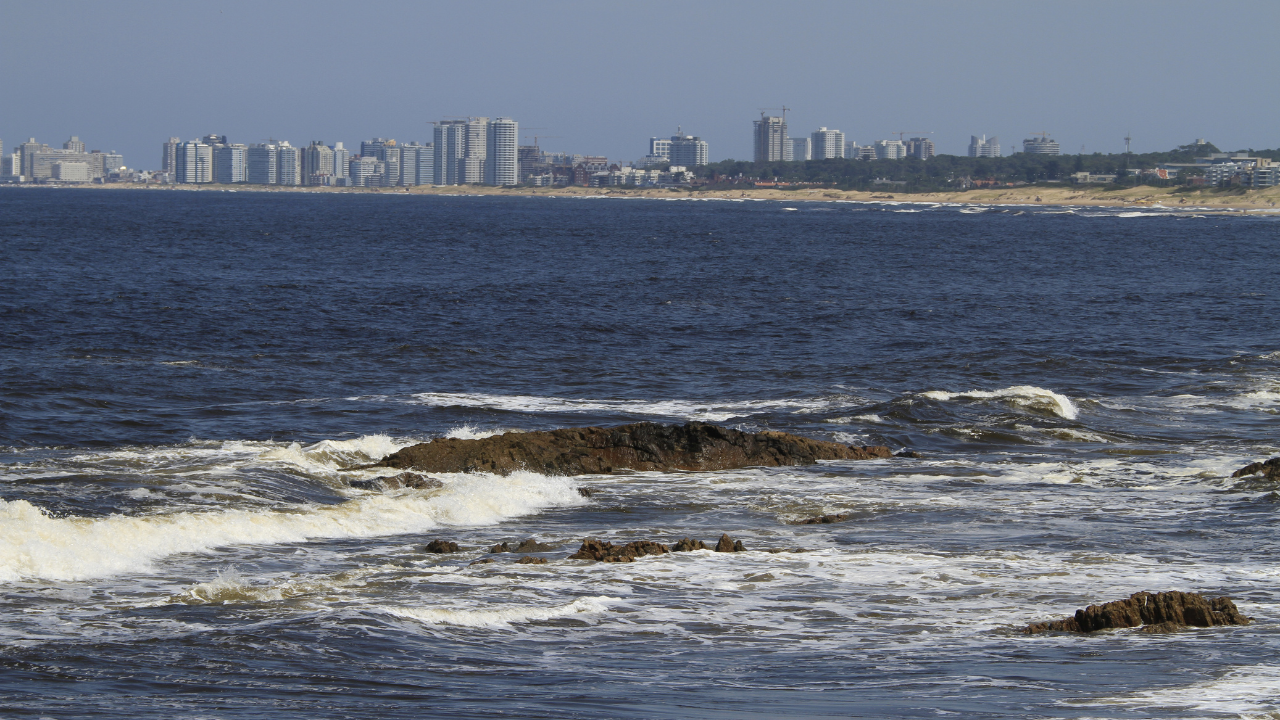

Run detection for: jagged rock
[[715, 533, 746, 552], [1024, 591, 1250, 634], [424, 539, 460, 553], [348, 472, 443, 491], [489, 538, 558, 554], [370, 421, 893, 476], [1232, 457, 1280, 480], [1231, 458, 1280, 490], [516, 556, 548, 565], [796, 513, 854, 525], [568, 538, 669, 562], [672, 537, 708, 552]]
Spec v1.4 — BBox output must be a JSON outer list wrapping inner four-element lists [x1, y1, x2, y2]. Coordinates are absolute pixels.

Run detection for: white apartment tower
[[753, 115, 787, 162], [968, 135, 1001, 157], [246, 143, 278, 184], [790, 137, 812, 161], [873, 140, 907, 159], [433, 120, 467, 185], [302, 141, 335, 185], [1023, 136, 1060, 155], [214, 144, 247, 183], [162, 137, 180, 173], [174, 140, 213, 183], [668, 134, 709, 167], [811, 128, 845, 160], [485, 117, 518, 186]]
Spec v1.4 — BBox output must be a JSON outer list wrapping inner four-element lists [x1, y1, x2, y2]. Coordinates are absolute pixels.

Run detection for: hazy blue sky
[[2, 0, 1277, 169]]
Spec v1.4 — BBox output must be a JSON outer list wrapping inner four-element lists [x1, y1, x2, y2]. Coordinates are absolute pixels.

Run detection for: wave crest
[[921, 385, 1079, 419]]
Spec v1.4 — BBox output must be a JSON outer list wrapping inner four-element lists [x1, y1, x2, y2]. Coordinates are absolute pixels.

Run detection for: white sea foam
[[383, 595, 621, 628], [443, 424, 506, 440], [1072, 663, 1280, 716], [920, 385, 1079, 419], [0, 470, 584, 582], [408, 392, 847, 422]]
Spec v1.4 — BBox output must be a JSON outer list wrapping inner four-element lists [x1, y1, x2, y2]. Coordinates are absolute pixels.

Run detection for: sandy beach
[[19, 180, 1280, 211]]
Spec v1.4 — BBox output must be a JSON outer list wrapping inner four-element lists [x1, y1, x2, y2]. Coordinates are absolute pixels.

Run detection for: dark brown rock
[[672, 537, 708, 552], [1232, 457, 1280, 480], [469, 558, 493, 565], [516, 555, 548, 565], [578, 487, 596, 497], [1025, 591, 1250, 634], [895, 450, 923, 458], [348, 472, 443, 491], [424, 539, 460, 553], [371, 421, 893, 476], [796, 513, 854, 525], [568, 538, 669, 562], [489, 538, 557, 554], [715, 533, 746, 552]]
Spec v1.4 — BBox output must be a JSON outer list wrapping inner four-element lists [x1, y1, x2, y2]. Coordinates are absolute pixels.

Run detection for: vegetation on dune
[[700, 142, 1279, 192]]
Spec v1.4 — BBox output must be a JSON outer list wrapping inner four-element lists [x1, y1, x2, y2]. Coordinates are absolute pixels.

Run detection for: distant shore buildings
[[1023, 134, 1060, 155], [0, 136, 125, 183], [969, 135, 1001, 157]]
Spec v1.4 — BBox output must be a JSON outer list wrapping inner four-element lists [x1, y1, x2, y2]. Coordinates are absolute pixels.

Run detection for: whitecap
[[383, 595, 621, 628], [920, 385, 1079, 419]]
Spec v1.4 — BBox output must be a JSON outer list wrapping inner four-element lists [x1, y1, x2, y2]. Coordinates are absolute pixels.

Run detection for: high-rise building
[[214, 144, 247, 183], [276, 142, 301, 185], [331, 142, 348, 180], [246, 143, 278, 184], [668, 134, 708, 167], [873, 140, 907, 160], [302, 141, 335, 185], [100, 152, 125, 175], [433, 121, 467, 185], [1023, 136, 1060, 155], [162, 137, 180, 174], [753, 115, 787, 162], [811, 128, 846, 160], [398, 142, 434, 185], [349, 156, 383, 187], [968, 135, 1001, 157], [906, 137, 935, 159], [649, 137, 672, 159], [462, 117, 488, 184], [485, 117, 518, 186], [789, 137, 812, 161], [63, 136, 85, 153], [174, 140, 213, 183], [20, 138, 47, 178]]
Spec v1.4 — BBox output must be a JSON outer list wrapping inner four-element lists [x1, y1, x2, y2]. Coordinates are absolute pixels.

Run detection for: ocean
[[1, 188, 1278, 719]]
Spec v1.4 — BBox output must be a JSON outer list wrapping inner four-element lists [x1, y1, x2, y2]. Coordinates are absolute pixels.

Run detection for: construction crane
[[1029, 131, 1052, 140], [892, 131, 933, 142], [758, 106, 791, 121], [523, 135, 561, 150]]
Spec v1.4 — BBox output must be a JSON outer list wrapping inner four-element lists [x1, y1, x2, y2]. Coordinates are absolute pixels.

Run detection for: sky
[[2, 0, 1278, 170]]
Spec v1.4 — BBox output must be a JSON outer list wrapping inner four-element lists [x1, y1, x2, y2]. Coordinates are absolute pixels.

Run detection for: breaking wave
[[408, 392, 849, 422], [383, 596, 621, 628], [920, 385, 1079, 419]]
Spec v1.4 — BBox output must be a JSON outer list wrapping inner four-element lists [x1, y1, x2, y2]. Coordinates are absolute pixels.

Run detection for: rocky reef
[[1025, 591, 1249, 634], [371, 421, 891, 476]]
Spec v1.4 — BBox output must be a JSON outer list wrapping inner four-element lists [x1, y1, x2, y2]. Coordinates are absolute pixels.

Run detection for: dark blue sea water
[[2, 188, 1279, 718]]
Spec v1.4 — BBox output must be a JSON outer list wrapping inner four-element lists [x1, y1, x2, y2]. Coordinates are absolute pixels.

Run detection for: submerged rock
[[424, 539, 460, 554], [795, 513, 854, 525], [490, 538, 559, 554], [1024, 591, 1249, 634], [568, 538, 669, 562], [516, 556, 548, 565], [348, 472, 443, 491], [1232, 458, 1280, 490], [371, 421, 892, 476]]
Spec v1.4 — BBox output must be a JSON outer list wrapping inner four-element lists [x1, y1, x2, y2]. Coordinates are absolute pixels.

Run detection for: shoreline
[[6, 180, 1280, 211]]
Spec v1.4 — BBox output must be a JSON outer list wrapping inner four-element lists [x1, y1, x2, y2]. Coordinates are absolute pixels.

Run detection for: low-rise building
[[51, 161, 91, 182]]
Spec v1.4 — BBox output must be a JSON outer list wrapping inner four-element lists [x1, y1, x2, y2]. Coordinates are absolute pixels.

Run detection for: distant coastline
[[6, 181, 1279, 211]]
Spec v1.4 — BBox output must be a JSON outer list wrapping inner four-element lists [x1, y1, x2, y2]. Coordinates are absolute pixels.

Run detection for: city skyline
[[2, 1, 1277, 169]]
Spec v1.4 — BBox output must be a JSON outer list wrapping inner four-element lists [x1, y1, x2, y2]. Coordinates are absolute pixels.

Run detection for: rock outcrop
[[1232, 458, 1280, 490], [516, 556, 548, 565], [424, 539, 460, 553], [672, 537, 708, 552], [568, 538, 670, 562], [715, 533, 746, 552], [1025, 591, 1249, 634], [371, 421, 892, 476]]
